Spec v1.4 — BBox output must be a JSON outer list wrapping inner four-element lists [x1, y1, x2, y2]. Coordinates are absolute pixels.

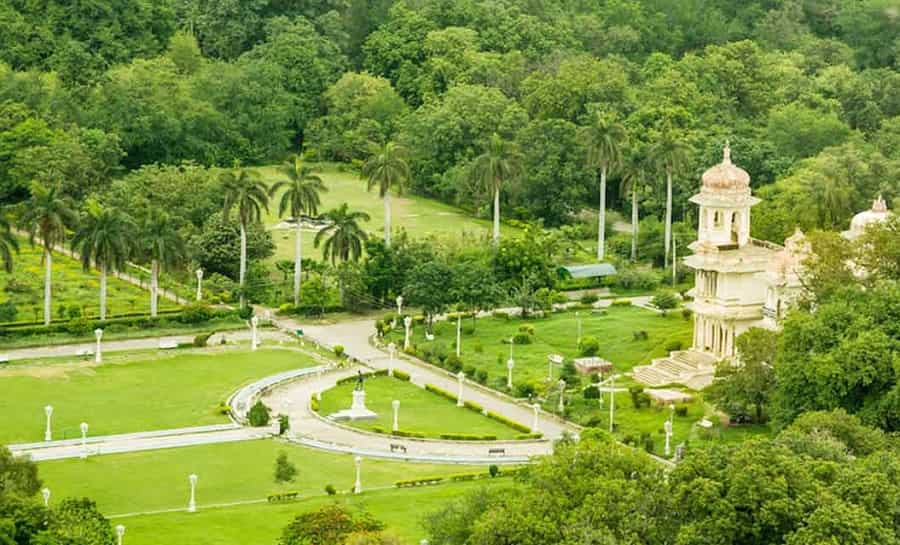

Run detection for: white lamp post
[[392, 400, 400, 432], [387, 342, 396, 377], [455, 314, 461, 357], [44, 405, 53, 441], [456, 371, 465, 407], [531, 403, 540, 434], [94, 328, 103, 363], [195, 269, 203, 301], [664, 419, 673, 457], [116, 525, 125, 545], [41, 488, 50, 507], [188, 474, 198, 512], [250, 316, 259, 351], [506, 357, 514, 389], [396, 295, 403, 316], [79, 422, 89, 459], [557, 379, 566, 413], [403, 316, 412, 350], [354, 456, 362, 494]]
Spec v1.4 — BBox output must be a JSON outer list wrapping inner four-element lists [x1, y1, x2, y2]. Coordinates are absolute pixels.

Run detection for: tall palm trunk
[[597, 167, 607, 261], [150, 259, 159, 317], [239, 222, 247, 308], [492, 186, 500, 246], [664, 169, 673, 269], [631, 185, 639, 262], [293, 221, 302, 307], [383, 192, 391, 247], [99, 263, 107, 321], [43, 248, 52, 325]]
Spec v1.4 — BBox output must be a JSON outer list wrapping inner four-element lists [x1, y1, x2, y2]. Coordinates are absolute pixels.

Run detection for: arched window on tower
[[731, 211, 740, 243]]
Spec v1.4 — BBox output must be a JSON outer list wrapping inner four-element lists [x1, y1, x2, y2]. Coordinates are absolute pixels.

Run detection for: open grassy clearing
[[317, 375, 523, 439], [38, 439, 492, 515], [390, 306, 693, 389], [0, 238, 180, 324], [258, 165, 518, 263], [114, 479, 506, 545], [0, 348, 315, 443]]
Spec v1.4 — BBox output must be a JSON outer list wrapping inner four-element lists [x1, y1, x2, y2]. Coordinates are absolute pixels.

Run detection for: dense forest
[[1, 0, 898, 247]]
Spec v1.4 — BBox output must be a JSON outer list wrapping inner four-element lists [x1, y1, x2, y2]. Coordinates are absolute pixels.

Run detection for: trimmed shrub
[[395, 477, 443, 488], [489, 465, 499, 477], [179, 303, 214, 324], [514, 381, 538, 398], [610, 299, 632, 307], [237, 305, 253, 320], [515, 433, 543, 440], [682, 308, 693, 320], [675, 404, 689, 417], [274, 452, 297, 483], [215, 402, 231, 415], [325, 484, 336, 496], [518, 324, 535, 335], [463, 365, 477, 378], [583, 386, 600, 399], [463, 400, 484, 413], [333, 344, 345, 358], [392, 369, 411, 382], [651, 292, 679, 310], [424, 384, 457, 402], [193, 332, 213, 347], [664, 340, 683, 352], [578, 336, 600, 357], [248, 400, 271, 427], [632, 330, 649, 341], [475, 369, 488, 384], [278, 414, 290, 435], [445, 354, 463, 372], [439, 433, 498, 441], [629, 386, 650, 409], [641, 432, 655, 453], [512, 332, 533, 345], [485, 411, 531, 434], [580, 293, 599, 305]]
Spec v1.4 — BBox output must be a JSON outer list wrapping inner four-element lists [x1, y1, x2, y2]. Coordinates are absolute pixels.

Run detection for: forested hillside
[[1, 0, 898, 241]]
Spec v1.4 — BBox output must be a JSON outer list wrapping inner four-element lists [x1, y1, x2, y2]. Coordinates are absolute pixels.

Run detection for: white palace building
[[632, 145, 893, 390]]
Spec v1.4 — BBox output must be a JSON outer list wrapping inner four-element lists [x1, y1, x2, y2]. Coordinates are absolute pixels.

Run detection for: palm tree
[[581, 114, 627, 261], [619, 163, 646, 262], [71, 202, 135, 321], [470, 133, 524, 246], [20, 182, 77, 325], [222, 166, 269, 308], [314, 203, 370, 264], [139, 209, 186, 317], [0, 210, 19, 273], [362, 141, 410, 248], [270, 156, 326, 306], [649, 131, 690, 270]]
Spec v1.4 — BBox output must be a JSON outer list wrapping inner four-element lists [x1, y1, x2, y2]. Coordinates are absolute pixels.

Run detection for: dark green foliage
[[651, 292, 679, 310], [583, 386, 600, 400], [274, 452, 297, 483], [0, 301, 17, 323], [248, 400, 271, 427], [193, 332, 213, 347], [179, 304, 214, 324], [489, 464, 499, 478], [279, 504, 383, 545], [578, 336, 600, 357]]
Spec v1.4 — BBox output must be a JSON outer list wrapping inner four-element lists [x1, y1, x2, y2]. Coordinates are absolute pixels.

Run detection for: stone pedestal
[[328, 389, 378, 421]]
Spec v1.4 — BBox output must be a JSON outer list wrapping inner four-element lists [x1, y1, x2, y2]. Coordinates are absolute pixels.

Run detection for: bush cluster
[[578, 336, 600, 357], [439, 433, 498, 441]]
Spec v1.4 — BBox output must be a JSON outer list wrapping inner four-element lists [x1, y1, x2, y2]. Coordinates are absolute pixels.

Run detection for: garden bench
[[75, 348, 93, 357], [390, 443, 407, 453], [488, 448, 506, 455]]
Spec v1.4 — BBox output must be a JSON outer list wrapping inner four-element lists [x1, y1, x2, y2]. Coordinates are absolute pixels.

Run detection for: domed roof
[[848, 195, 892, 238], [701, 144, 750, 192]]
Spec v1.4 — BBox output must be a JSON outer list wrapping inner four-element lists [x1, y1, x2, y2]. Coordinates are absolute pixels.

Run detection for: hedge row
[[395, 471, 499, 488], [424, 383, 457, 402], [395, 477, 444, 488], [485, 411, 532, 434], [392, 369, 410, 381], [438, 433, 498, 441], [370, 426, 426, 439], [0, 308, 184, 329], [335, 369, 389, 386], [0, 307, 236, 338], [515, 433, 544, 440]]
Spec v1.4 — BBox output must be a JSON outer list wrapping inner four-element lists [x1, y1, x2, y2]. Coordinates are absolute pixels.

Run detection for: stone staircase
[[631, 350, 718, 389]]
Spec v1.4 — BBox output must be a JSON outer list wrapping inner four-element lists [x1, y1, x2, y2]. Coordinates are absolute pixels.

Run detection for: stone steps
[[631, 365, 676, 387]]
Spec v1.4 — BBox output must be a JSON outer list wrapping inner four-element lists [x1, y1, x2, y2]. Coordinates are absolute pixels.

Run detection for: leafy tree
[[470, 133, 524, 245], [222, 166, 269, 308], [649, 130, 690, 272], [279, 504, 383, 545], [71, 202, 135, 321], [0, 210, 18, 273], [274, 452, 297, 483], [270, 156, 326, 306], [0, 445, 41, 497], [138, 209, 186, 317], [43, 498, 116, 545], [522, 56, 631, 123], [709, 327, 779, 423], [189, 212, 275, 281], [581, 113, 627, 260], [20, 182, 76, 325], [362, 141, 410, 247], [451, 259, 503, 329], [315, 204, 370, 264], [766, 102, 851, 162], [248, 400, 271, 427], [403, 260, 455, 332]]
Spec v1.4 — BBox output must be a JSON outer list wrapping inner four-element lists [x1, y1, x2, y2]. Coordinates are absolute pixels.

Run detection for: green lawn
[[38, 439, 491, 515], [0, 348, 315, 443], [317, 375, 523, 439], [258, 165, 518, 263], [391, 306, 693, 391], [114, 479, 505, 545], [0, 238, 180, 324]]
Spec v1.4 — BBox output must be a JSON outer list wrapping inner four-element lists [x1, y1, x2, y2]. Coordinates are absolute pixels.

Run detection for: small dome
[[701, 144, 750, 192], [848, 195, 892, 238]]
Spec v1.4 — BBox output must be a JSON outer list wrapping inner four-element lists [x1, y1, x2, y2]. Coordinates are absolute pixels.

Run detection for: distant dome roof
[[847, 195, 892, 238], [701, 144, 750, 192]]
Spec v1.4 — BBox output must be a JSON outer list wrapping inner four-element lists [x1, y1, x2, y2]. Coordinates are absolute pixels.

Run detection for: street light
[[403, 316, 412, 350], [41, 488, 50, 507], [116, 525, 125, 545], [531, 403, 540, 434], [94, 328, 103, 364], [664, 419, 673, 457], [250, 316, 259, 351], [456, 371, 465, 407], [387, 342, 396, 377], [506, 357, 515, 389], [392, 400, 400, 432], [195, 269, 204, 301], [354, 456, 363, 494], [188, 474, 198, 512], [557, 379, 566, 413], [395, 295, 403, 316], [79, 422, 89, 459], [44, 405, 53, 441]]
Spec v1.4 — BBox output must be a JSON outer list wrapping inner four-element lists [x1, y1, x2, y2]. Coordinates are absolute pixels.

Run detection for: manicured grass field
[[317, 375, 523, 439], [259, 165, 517, 262], [391, 306, 693, 389], [0, 238, 180, 324], [38, 439, 491, 515], [114, 479, 506, 545], [0, 348, 315, 443]]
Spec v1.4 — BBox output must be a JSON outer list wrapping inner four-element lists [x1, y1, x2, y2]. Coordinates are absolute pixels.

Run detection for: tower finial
[[872, 194, 888, 213], [723, 140, 732, 164]]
